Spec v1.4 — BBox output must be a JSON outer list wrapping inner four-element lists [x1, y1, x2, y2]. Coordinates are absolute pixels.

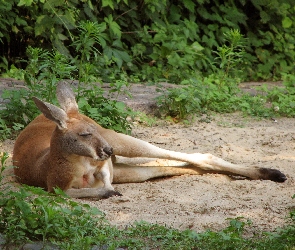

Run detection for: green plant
[[2, 0, 295, 82], [156, 28, 295, 121], [0, 57, 24, 79], [0, 153, 109, 248], [250, 77, 295, 118], [0, 152, 12, 188], [156, 31, 246, 120], [156, 83, 202, 121], [212, 29, 246, 80], [136, 112, 158, 127], [0, 118, 12, 140], [137, 20, 205, 82], [193, 218, 251, 249], [26, 47, 76, 101], [0, 21, 135, 140], [157, 74, 295, 121], [78, 83, 134, 135], [71, 20, 107, 91]]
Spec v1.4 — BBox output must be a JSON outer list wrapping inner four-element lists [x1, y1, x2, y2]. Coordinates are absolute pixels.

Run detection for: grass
[[0, 153, 295, 249]]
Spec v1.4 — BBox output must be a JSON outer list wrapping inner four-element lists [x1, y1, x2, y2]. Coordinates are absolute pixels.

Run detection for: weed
[[0, 152, 12, 189], [213, 29, 247, 80], [136, 112, 158, 127], [156, 75, 241, 121], [157, 85, 201, 121], [0, 118, 11, 140]]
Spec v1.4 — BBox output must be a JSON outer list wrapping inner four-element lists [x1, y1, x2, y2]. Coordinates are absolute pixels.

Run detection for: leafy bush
[[78, 83, 133, 135], [157, 76, 242, 121], [156, 30, 295, 120], [157, 74, 295, 121], [0, 153, 110, 248], [1, 0, 295, 81], [156, 30, 246, 120], [0, 21, 135, 140], [0, 187, 107, 246]]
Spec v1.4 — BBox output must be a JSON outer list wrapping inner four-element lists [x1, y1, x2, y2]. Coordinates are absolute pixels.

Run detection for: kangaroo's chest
[[70, 157, 106, 188]]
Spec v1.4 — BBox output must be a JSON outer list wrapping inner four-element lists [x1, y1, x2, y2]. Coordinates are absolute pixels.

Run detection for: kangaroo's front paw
[[101, 190, 123, 199]]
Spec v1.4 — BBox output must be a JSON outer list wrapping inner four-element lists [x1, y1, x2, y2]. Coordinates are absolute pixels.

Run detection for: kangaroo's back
[[13, 115, 56, 187]]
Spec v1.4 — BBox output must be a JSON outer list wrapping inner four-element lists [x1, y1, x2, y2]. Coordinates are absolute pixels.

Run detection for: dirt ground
[[97, 114, 295, 234], [0, 79, 294, 235], [1, 113, 295, 235]]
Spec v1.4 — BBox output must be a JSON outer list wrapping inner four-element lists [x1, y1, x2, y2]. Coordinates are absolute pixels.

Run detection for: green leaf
[[17, 0, 33, 6], [87, 0, 94, 10], [282, 17, 292, 28], [12, 26, 19, 33], [35, 15, 46, 36], [191, 42, 204, 52], [115, 101, 126, 110], [35, 15, 46, 24], [169, 5, 181, 23], [109, 20, 121, 38], [15, 17, 27, 26], [110, 49, 129, 67], [183, 0, 195, 12], [102, 0, 114, 9], [44, 0, 64, 9], [114, 49, 131, 63], [103, 46, 112, 60], [112, 39, 123, 48], [57, 33, 68, 41], [62, 9, 77, 29], [53, 38, 71, 57], [104, 15, 121, 38]]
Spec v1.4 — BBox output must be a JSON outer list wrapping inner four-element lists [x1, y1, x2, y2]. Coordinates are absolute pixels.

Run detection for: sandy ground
[[1, 113, 295, 234]]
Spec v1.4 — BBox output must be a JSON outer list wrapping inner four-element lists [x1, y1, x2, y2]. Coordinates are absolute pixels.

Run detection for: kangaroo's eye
[[78, 132, 92, 137]]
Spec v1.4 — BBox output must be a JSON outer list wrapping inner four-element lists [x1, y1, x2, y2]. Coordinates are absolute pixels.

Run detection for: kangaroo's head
[[32, 82, 113, 161]]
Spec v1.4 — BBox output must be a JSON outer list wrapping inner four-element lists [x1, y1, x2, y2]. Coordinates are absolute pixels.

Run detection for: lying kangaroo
[[13, 82, 287, 199]]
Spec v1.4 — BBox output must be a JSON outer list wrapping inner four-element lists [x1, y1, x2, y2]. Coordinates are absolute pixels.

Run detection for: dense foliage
[[1, 0, 295, 82], [0, 43, 135, 140]]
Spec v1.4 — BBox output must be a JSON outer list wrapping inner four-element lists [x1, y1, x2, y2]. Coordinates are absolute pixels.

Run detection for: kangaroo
[[13, 82, 287, 199]]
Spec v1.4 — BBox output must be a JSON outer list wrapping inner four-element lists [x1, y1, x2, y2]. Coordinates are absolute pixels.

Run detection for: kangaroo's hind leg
[[112, 157, 207, 183], [101, 130, 286, 183]]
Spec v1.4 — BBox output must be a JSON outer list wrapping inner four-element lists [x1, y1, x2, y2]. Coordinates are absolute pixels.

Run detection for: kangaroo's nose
[[103, 146, 113, 156]]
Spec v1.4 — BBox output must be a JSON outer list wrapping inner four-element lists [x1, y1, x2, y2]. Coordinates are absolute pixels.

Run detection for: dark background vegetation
[[1, 0, 295, 82]]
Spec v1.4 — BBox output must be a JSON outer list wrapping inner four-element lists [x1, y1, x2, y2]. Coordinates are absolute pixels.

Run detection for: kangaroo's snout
[[95, 145, 113, 160]]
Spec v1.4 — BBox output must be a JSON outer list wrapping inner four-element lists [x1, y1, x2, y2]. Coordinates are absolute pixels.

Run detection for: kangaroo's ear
[[33, 97, 68, 130], [56, 81, 79, 114]]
